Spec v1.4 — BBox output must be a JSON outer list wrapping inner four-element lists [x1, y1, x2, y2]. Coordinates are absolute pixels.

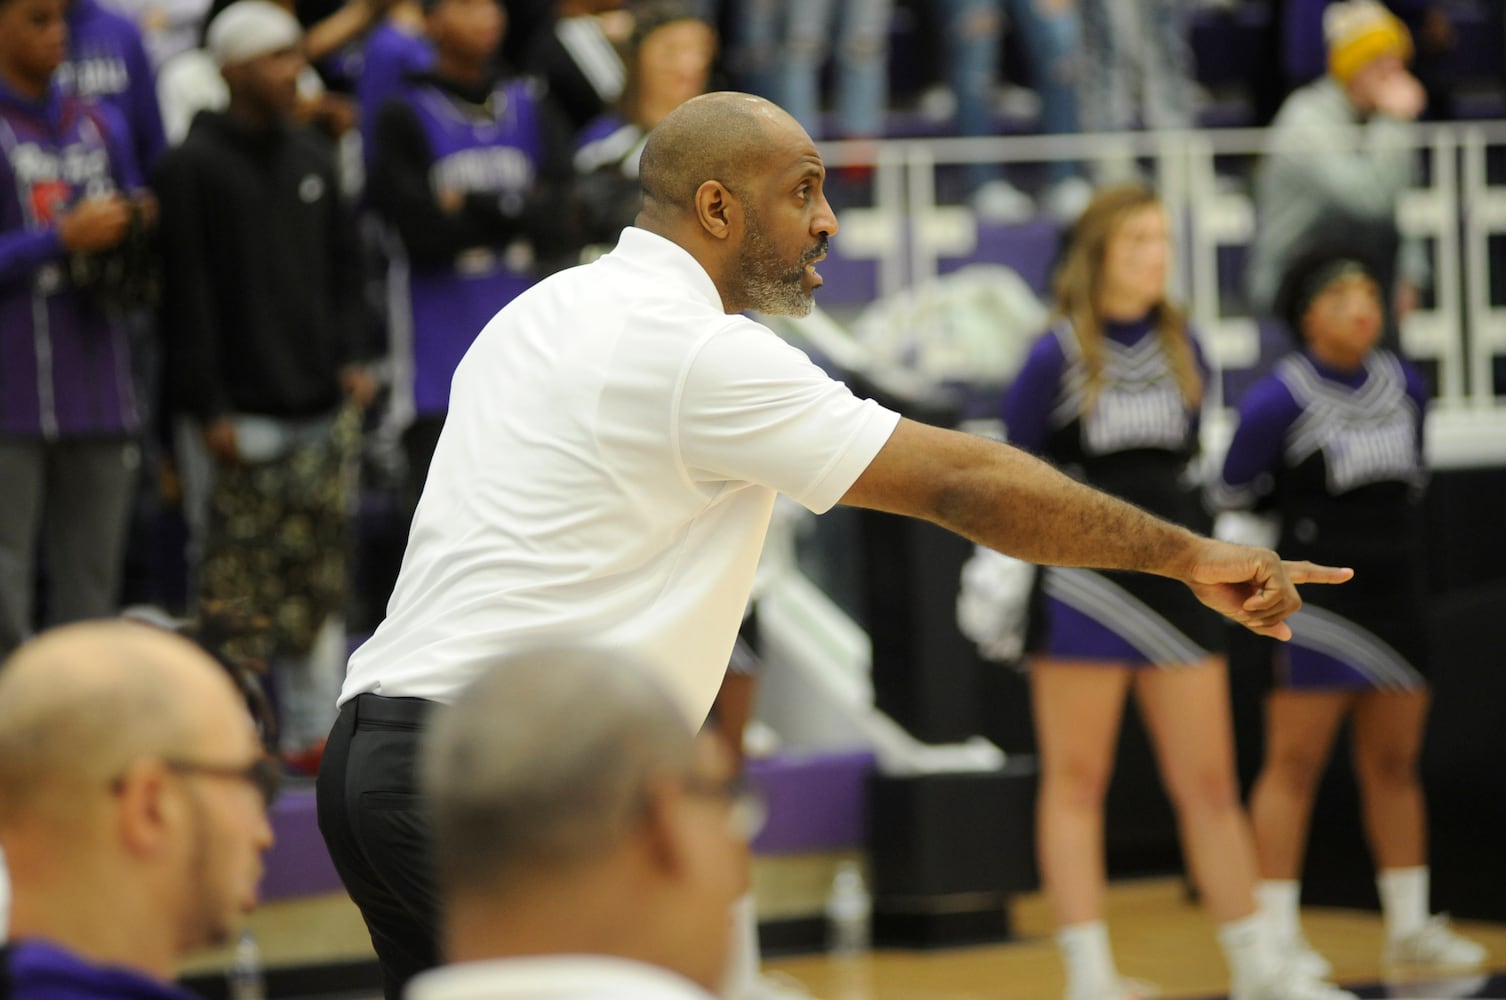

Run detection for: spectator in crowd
[[1000, 184, 1352, 1000], [317, 91, 1352, 1000], [729, 0, 892, 142], [157, 0, 381, 144], [1212, 250, 1486, 982], [1248, 0, 1426, 346], [574, 0, 717, 251], [367, 0, 575, 506], [61, 0, 168, 172], [938, 0, 1092, 223], [355, 0, 431, 162], [57, 0, 170, 624], [1276, 1, 1462, 119], [154, 0, 375, 773], [1078, 0, 1195, 140], [0, 620, 276, 998], [407, 647, 747, 1000], [523, 0, 633, 134], [0, 0, 154, 658]]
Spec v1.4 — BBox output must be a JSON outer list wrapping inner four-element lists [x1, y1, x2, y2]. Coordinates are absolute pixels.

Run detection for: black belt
[[350, 693, 436, 728]]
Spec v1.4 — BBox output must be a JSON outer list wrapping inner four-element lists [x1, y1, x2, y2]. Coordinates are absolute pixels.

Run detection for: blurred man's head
[[0, 621, 276, 980], [1325, 0, 1412, 84], [208, 0, 306, 122], [422, 648, 752, 993], [0, 0, 67, 96], [423, 0, 505, 69], [621, 2, 717, 129]]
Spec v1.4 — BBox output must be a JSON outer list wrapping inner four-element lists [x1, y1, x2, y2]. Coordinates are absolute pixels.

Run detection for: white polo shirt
[[341, 227, 900, 724], [407, 955, 716, 1000]]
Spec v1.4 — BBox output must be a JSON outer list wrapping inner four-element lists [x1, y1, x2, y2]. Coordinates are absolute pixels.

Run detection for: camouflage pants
[[199, 405, 361, 666]]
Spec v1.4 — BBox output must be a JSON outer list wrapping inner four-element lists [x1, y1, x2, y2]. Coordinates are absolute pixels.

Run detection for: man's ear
[[694, 180, 738, 242], [114, 759, 176, 860], [640, 773, 692, 878]]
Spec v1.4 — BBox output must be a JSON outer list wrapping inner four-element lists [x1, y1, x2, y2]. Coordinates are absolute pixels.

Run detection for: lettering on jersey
[[1277, 353, 1422, 496], [1083, 384, 1190, 454], [55, 57, 132, 100], [431, 146, 534, 195], [1321, 410, 1418, 493], [10, 142, 116, 224]]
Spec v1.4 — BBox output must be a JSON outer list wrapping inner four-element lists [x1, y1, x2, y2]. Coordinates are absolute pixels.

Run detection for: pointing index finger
[[1281, 561, 1354, 586]]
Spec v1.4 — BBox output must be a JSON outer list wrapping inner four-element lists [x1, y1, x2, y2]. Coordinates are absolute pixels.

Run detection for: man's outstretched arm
[[839, 418, 1352, 640]]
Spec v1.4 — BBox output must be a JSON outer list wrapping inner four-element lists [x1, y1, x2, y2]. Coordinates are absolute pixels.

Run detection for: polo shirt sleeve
[[677, 318, 901, 514]]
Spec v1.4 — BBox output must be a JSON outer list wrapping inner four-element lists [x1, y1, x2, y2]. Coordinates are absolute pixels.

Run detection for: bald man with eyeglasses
[[0, 620, 276, 1000]]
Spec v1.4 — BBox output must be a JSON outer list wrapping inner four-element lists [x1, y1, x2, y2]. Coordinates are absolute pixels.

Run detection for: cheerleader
[[1004, 185, 1353, 1000], [1212, 251, 1486, 976]]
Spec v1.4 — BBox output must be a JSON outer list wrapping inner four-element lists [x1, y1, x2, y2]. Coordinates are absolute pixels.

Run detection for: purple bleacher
[[261, 787, 345, 901], [745, 749, 876, 855], [1191, 3, 1272, 89], [937, 218, 1062, 298]]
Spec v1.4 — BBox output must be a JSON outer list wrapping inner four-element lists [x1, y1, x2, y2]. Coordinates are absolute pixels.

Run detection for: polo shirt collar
[[408, 954, 714, 1000], [611, 227, 728, 315]]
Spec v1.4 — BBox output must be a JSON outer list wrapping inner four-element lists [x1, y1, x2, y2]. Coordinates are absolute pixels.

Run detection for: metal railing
[[817, 123, 1506, 467]]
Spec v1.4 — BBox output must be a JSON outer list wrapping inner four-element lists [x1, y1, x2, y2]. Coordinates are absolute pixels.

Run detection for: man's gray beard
[[739, 217, 815, 317], [744, 269, 814, 317]]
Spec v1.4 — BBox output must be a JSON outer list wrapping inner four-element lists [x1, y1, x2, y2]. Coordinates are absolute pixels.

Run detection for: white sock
[[1257, 879, 1302, 944], [1057, 920, 1119, 996], [1378, 866, 1429, 941], [720, 893, 760, 999], [1218, 912, 1273, 989]]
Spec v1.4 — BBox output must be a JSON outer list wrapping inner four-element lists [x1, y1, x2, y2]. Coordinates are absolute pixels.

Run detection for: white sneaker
[[1383, 915, 1488, 969], [1232, 965, 1357, 1000], [1066, 976, 1160, 1000], [1277, 930, 1334, 980], [1042, 176, 1094, 224], [971, 179, 1036, 224]]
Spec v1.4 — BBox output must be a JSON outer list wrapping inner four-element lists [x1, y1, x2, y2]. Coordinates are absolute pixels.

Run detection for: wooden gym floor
[[178, 875, 1506, 1000]]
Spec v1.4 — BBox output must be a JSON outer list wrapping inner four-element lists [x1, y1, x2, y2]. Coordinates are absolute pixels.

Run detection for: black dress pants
[[316, 694, 439, 1000]]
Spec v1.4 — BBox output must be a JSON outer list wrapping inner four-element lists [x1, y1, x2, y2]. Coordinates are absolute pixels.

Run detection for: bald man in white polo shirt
[[316, 92, 1352, 1000]]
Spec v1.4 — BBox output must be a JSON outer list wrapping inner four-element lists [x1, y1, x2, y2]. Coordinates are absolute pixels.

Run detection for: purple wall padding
[[261, 788, 345, 901], [746, 750, 876, 855], [258, 749, 878, 901]]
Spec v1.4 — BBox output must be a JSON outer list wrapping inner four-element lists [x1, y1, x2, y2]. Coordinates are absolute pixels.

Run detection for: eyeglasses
[[164, 756, 282, 809], [681, 773, 767, 840], [112, 755, 282, 809]]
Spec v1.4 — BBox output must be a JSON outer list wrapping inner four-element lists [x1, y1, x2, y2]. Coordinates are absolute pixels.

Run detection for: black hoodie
[[153, 111, 372, 422]]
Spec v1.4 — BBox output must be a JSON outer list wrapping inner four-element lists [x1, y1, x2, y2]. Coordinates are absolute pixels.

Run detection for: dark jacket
[[154, 111, 371, 421]]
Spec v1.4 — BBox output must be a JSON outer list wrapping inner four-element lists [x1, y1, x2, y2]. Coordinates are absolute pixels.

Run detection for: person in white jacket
[[1248, 0, 1428, 346]]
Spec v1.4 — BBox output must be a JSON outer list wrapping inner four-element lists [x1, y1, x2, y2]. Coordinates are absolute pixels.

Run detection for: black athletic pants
[[315, 694, 439, 1000]]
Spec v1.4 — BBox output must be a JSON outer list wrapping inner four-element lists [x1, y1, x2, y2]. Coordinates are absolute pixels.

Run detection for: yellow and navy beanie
[[1324, 0, 1413, 85]]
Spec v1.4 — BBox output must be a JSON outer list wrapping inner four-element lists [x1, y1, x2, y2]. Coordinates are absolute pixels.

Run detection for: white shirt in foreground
[[342, 227, 899, 724], [407, 955, 716, 1000]]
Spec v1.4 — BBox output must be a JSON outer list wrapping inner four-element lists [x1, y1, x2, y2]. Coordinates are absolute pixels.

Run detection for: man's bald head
[[638, 92, 803, 218], [0, 621, 248, 825]]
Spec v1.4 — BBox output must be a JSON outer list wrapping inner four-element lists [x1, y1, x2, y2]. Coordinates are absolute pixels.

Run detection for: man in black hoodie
[[153, 0, 376, 773]]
